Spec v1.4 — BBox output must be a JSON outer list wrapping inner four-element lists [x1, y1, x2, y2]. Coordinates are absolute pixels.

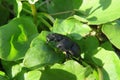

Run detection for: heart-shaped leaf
[[77, 0, 120, 24], [0, 17, 38, 61], [40, 60, 96, 80], [52, 18, 91, 40], [23, 31, 65, 68], [102, 20, 120, 49], [93, 43, 120, 80]]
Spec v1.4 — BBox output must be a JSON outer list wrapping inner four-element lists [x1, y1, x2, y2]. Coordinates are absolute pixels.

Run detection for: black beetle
[[46, 33, 81, 58]]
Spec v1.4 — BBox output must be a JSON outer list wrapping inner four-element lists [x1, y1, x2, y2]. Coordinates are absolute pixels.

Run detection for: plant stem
[[31, 4, 37, 25], [97, 67, 103, 80], [50, 10, 75, 16], [38, 15, 52, 29]]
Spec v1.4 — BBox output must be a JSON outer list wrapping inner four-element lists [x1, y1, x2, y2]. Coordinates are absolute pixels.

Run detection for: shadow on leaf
[[40, 69, 77, 80]]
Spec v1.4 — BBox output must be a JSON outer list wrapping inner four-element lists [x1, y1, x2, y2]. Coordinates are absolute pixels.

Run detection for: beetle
[[46, 33, 81, 58]]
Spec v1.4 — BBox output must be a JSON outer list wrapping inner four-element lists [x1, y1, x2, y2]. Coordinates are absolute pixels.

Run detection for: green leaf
[[8, 0, 19, 17], [93, 46, 120, 80], [1, 60, 14, 79], [48, 0, 82, 18], [1, 60, 41, 80], [23, 31, 65, 68], [82, 36, 99, 54], [52, 18, 91, 40], [77, 0, 120, 24], [16, 0, 22, 18], [25, 70, 41, 80], [12, 63, 23, 78], [0, 71, 8, 80], [40, 60, 95, 80], [0, 17, 38, 61], [78, 36, 99, 61], [78, 36, 100, 66], [1, 60, 24, 79], [102, 20, 120, 49], [85, 69, 99, 80], [101, 41, 114, 51]]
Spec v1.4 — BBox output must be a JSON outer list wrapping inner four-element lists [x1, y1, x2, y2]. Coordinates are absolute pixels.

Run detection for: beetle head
[[46, 33, 64, 42]]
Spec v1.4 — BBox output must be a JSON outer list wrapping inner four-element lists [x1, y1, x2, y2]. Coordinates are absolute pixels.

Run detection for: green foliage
[[102, 20, 120, 49], [0, 17, 38, 61], [78, 0, 120, 24], [47, 0, 82, 18], [93, 46, 120, 80], [23, 31, 65, 68], [0, 0, 120, 80], [40, 60, 91, 80], [0, 71, 8, 80], [52, 18, 91, 40]]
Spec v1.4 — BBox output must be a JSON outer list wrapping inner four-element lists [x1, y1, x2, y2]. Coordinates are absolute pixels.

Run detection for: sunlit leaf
[[77, 0, 120, 24], [25, 70, 41, 80], [40, 60, 96, 80], [93, 45, 120, 80], [102, 20, 120, 49], [52, 18, 91, 40]]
